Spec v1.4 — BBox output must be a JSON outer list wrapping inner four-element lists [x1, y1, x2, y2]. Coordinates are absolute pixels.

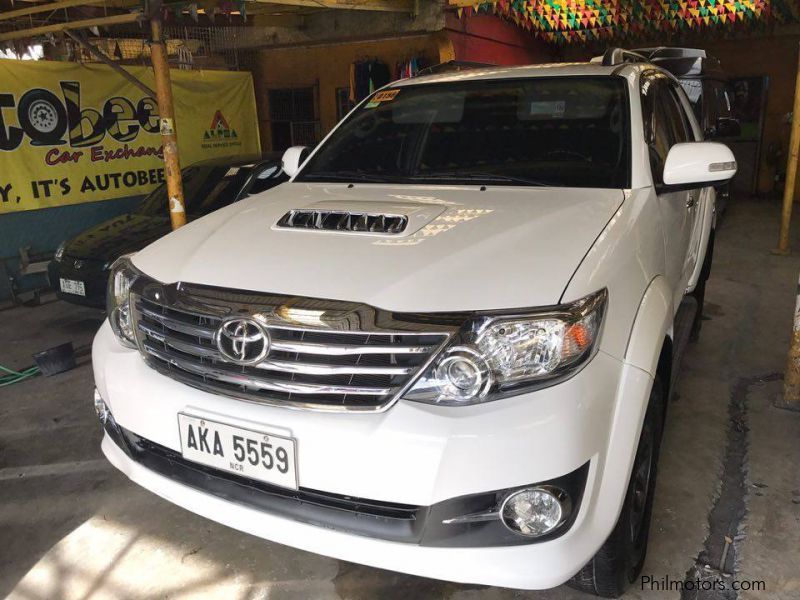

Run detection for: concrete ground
[[1, 198, 799, 600]]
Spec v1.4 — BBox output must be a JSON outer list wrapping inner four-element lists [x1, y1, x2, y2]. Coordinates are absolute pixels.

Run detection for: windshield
[[297, 76, 630, 188], [137, 165, 252, 217]]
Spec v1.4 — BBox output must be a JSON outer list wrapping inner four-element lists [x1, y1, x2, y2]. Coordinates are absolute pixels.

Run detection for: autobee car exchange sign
[[0, 59, 261, 214]]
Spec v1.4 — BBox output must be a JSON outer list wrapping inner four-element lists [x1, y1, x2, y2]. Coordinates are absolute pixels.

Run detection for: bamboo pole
[[0, 12, 141, 42], [776, 43, 800, 254], [780, 44, 800, 408], [0, 0, 108, 21], [249, 0, 413, 12], [149, 9, 186, 230], [781, 275, 800, 409]]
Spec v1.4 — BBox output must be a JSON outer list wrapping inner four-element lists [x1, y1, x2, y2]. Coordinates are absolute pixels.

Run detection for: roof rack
[[600, 48, 648, 67], [416, 60, 496, 76]]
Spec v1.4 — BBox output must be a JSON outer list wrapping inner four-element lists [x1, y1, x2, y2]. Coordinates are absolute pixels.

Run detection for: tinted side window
[[642, 78, 670, 185], [641, 76, 693, 185], [662, 85, 692, 144]]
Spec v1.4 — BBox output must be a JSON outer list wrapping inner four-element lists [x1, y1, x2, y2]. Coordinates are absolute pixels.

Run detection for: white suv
[[93, 56, 736, 597]]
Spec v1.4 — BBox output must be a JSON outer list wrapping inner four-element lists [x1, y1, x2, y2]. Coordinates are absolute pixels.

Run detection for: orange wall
[[253, 34, 449, 153]]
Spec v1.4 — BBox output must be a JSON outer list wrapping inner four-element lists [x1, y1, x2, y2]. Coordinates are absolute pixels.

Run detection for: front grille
[[131, 285, 453, 411], [277, 209, 408, 234]]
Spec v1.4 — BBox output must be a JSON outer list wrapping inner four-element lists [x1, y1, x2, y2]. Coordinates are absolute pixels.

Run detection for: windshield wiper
[[408, 172, 548, 187], [300, 171, 393, 183]]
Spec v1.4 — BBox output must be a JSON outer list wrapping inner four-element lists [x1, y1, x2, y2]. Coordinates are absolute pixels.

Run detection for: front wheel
[[568, 378, 665, 598]]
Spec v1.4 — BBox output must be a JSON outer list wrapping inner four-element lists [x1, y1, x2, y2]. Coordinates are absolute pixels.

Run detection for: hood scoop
[[277, 209, 408, 234]]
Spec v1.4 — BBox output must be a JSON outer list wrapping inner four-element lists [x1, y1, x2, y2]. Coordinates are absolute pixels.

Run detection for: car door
[[667, 79, 709, 292], [641, 73, 698, 310]]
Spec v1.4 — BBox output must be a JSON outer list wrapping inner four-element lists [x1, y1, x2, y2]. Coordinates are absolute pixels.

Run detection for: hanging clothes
[[354, 61, 371, 101], [349, 62, 357, 103], [349, 59, 392, 103], [369, 61, 391, 91], [394, 57, 426, 80]]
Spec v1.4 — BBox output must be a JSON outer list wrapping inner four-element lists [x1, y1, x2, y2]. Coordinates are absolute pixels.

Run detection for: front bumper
[[93, 320, 654, 589], [49, 259, 107, 308]]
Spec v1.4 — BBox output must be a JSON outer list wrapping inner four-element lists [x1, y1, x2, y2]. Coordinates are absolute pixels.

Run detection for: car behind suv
[[92, 55, 735, 597], [51, 156, 286, 307]]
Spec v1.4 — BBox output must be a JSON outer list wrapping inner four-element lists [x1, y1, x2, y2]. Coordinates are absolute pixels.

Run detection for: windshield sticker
[[529, 100, 566, 117], [365, 89, 401, 108], [373, 89, 400, 102]]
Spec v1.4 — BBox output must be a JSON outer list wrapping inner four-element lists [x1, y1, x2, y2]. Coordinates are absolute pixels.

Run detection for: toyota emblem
[[215, 317, 269, 365]]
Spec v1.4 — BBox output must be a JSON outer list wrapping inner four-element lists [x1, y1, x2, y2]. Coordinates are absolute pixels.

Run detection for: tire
[[568, 378, 665, 598]]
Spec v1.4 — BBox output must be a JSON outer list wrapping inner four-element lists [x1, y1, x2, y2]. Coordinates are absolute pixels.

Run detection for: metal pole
[[149, 8, 187, 230], [776, 43, 800, 254]]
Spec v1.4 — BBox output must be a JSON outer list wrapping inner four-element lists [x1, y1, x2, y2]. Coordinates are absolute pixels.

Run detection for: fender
[[583, 277, 674, 549], [624, 275, 674, 376]]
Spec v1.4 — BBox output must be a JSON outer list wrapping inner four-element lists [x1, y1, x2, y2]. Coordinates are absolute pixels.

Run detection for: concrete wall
[[445, 13, 556, 65]]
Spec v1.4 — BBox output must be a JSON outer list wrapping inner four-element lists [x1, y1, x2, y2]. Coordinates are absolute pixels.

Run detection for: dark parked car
[[634, 47, 740, 211], [50, 156, 287, 308]]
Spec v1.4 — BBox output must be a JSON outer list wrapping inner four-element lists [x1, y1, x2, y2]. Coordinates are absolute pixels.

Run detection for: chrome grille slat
[[255, 359, 413, 376], [131, 288, 455, 412], [269, 340, 432, 356], [143, 342, 393, 396], [136, 303, 217, 339]]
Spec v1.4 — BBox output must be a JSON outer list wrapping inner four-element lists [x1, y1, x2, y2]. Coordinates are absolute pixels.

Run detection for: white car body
[[93, 61, 735, 592]]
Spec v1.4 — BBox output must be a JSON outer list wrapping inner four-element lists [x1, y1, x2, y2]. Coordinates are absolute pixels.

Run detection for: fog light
[[93, 389, 110, 424], [500, 486, 570, 537]]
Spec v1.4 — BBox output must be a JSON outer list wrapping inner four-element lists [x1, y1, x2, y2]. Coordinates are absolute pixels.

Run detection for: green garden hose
[[0, 363, 40, 387]]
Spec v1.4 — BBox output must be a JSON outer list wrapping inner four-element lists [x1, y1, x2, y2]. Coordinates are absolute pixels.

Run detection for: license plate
[[178, 414, 298, 489], [59, 278, 85, 296]]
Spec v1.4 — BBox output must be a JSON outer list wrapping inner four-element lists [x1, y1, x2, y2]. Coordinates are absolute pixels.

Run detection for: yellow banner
[[0, 60, 261, 214]]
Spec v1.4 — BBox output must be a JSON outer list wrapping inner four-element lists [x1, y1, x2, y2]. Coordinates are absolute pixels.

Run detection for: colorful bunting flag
[[461, 0, 799, 44]]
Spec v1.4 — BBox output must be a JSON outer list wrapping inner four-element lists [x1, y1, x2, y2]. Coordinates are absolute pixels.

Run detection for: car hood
[[132, 183, 624, 312], [63, 213, 171, 263]]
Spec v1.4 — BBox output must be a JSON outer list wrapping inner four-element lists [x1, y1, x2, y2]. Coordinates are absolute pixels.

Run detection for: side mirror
[[706, 117, 741, 139], [663, 142, 737, 187], [281, 146, 309, 178]]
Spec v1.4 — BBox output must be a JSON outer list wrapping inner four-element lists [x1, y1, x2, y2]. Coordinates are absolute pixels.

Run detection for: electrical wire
[[0, 363, 40, 387]]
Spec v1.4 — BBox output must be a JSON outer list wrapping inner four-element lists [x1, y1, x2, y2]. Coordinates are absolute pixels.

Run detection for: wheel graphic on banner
[[18, 89, 67, 145], [28, 100, 59, 134]]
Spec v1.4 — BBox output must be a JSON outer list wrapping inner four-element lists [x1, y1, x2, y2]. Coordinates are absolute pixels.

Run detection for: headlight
[[54, 241, 67, 261], [403, 289, 607, 406], [106, 254, 140, 348]]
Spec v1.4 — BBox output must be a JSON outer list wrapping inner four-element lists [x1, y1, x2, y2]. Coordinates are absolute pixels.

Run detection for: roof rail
[[601, 48, 648, 67], [416, 60, 496, 77]]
